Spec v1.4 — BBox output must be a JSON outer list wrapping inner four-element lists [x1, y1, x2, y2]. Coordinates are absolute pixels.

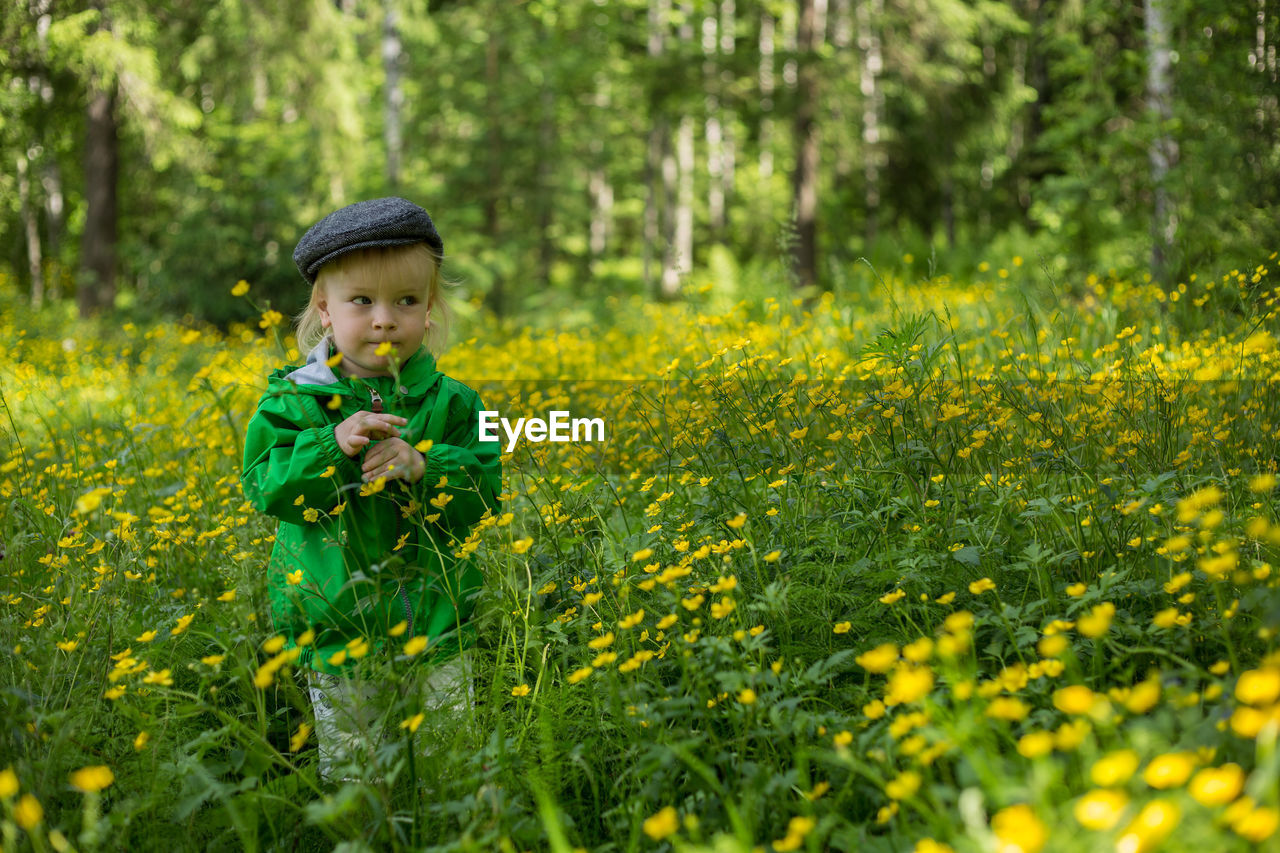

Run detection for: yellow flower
[[403, 636, 428, 657], [991, 804, 1047, 853], [259, 309, 284, 329], [1235, 668, 1280, 706], [969, 578, 995, 594], [642, 806, 679, 841], [710, 597, 736, 618], [567, 667, 593, 685], [583, 591, 604, 607], [0, 767, 18, 799], [1250, 472, 1277, 492], [1091, 750, 1140, 786], [286, 569, 303, 585], [1124, 679, 1161, 714], [1189, 764, 1245, 806], [763, 550, 781, 562], [511, 684, 531, 697], [135, 630, 157, 643], [1117, 799, 1180, 853], [885, 664, 934, 706], [880, 589, 906, 604], [833, 730, 854, 747], [289, 722, 312, 752], [172, 613, 195, 635], [1017, 731, 1055, 759], [134, 731, 150, 751], [217, 589, 236, 603], [856, 643, 899, 673], [985, 696, 1030, 722], [1053, 685, 1098, 715], [656, 613, 678, 630], [1142, 752, 1195, 789], [14, 793, 42, 829], [375, 341, 393, 356], [1077, 602, 1114, 638], [400, 713, 425, 733], [231, 279, 250, 296], [69, 765, 115, 793], [632, 548, 654, 562], [1037, 634, 1069, 658], [913, 840, 956, 853], [1066, 582, 1087, 597], [726, 513, 747, 529], [885, 770, 921, 800], [56, 639, 79, 652], [619, 609, 645, 629], [832, 620, 852, 634], [512, 537, 533, 555], [737, 688, 757, 705], [1232, 806, 1279, 842], [1074, 788, 1128, 831], [588, 631, 615, 650], [142, 669, 173, 686]]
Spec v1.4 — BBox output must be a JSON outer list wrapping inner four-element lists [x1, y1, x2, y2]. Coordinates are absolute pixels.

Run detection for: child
[[241, 197, 501, 782]]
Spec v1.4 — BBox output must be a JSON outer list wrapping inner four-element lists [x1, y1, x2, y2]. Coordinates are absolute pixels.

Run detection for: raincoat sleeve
[[416, 388, 502, 530], [241, 387, 362, 525]]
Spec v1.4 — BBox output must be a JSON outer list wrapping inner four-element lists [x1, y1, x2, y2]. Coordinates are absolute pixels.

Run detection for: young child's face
[[317, 275, 430, 378]]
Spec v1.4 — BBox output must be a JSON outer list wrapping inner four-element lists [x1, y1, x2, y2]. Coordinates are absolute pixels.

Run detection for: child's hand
[[335, 410, 408, 457], [361, 438, 426, 484]]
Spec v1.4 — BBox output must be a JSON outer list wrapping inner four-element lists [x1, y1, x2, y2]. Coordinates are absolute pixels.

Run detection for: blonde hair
[[294, 243, 451, 355]]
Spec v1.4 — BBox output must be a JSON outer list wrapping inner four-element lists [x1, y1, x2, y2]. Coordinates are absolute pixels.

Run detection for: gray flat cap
[[293, 197, 443, 284]]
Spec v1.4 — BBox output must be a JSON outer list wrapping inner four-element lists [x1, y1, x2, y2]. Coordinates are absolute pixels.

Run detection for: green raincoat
[[241, 337, 501, 672]]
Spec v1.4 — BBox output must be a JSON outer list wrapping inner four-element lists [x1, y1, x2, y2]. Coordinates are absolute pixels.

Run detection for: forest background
[[1, 0, 1277, 325]]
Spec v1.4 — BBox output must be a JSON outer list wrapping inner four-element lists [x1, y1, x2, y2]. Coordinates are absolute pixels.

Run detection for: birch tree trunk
[[719, 0, 735, 220], [18, 152, 44, 308], [792, 0, 821, 291], [484, 16, 505, 315], [704, 10, 724, 234], [857, 0, 882, 245], [1144, 0, 1177, 285], [666, 1, 695, 295], [645, 0, 673, 297], [383, 0, 403, 191], [759, 11, 774, 178]]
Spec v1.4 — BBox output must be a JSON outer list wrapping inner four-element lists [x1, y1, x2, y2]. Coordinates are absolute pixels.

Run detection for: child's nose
[[372, 305, 398, 329]]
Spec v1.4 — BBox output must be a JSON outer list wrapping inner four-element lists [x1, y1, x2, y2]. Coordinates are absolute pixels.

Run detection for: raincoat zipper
[[369, 387, 384, 413]]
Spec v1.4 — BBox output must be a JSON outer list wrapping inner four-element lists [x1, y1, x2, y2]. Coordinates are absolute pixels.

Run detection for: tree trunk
[[791, 0, 821, 291], [80, 84, 118, 317], [719, 0, 736, 220], [383, 0, 403, 191], [537, 85, 555, 287], [666, 0, 694, 294], [645, 0, 669, 297], [759, 11, 774, 178], [857, 0, 882, 245], [704, 10, 724, 234], [1144, 0, 1177, 285], [484, 20, 504, 315], [17, 152, 44, 308], [588, 74, 613, 281]]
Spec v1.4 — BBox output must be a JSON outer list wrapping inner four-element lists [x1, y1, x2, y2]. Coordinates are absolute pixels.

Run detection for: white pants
[[307, 657, 471, 783]]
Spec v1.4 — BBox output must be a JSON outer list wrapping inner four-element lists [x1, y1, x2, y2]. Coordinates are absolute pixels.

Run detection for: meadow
[[2, 256, 1279, 852]]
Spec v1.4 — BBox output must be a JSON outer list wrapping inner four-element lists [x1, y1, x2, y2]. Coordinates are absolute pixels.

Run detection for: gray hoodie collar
[[284, 337, 342, 386]]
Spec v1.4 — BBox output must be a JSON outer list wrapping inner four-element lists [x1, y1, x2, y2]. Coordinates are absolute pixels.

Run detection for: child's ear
[[317, 295, 332, 328]]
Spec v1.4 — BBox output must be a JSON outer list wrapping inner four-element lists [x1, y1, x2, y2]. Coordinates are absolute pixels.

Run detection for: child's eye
[[398, 296, 419, 306], [352, 296, 372, 305]]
